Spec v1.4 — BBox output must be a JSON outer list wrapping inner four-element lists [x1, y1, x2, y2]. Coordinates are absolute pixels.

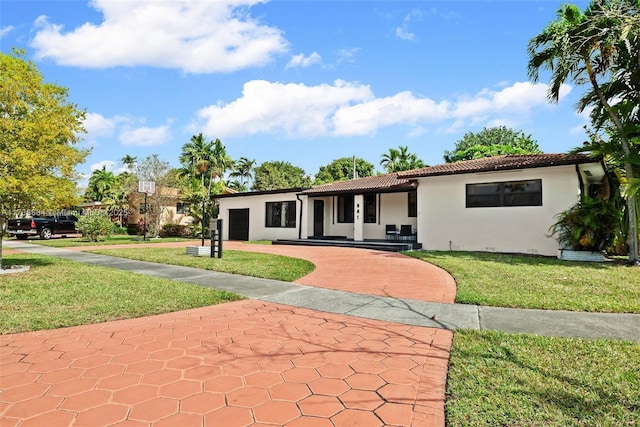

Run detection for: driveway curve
[[64, 240, 457, 304], [1, 240, 456, 427]]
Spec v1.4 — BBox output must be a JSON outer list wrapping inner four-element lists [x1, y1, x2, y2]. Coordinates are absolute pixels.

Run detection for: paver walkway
[[1, 241, 456, 427], [64, 241, 457, 303]]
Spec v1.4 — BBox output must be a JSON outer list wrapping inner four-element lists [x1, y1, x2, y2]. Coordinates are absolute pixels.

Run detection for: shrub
[[112, 226, 128, 235], [77, 211, 116, 242], [550, 197, 622, 252], [159, 223, 189, 237]]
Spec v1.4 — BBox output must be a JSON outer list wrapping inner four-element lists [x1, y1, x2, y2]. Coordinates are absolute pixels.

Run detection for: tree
[[443, 126, 542, 163], [107, 171, 137, 226], [0, 49, 88, 268], [85, 166, 117, 202], [178, 134, 232, 240], [229, 157, 256, 189], [528, 0, 640, 264], [252, 161, 312, 191], [314, 157, 375, 184], [134, 155, 175, 238], [121, 154, 137, 172], [380, 146, 426, 173], [179, 133, 215, 188], [77, 210, 115, 242]]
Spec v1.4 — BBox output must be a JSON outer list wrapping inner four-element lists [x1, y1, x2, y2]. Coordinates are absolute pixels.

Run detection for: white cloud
[[120, 124, 171, 146], [395, 9, 426, 41], [90, 160, 117, 172], [453, 82, 571, 119], [333, 92, 449, 136], [1, 26, 15, 39], [336, 48, 359, 64], [395, 26, 415, 41], [192, 80, 571, 140], [84, 112, 117, 137], [286, 52, 321, 69], [195, 80, 374, 138], [30, 0, 288, 73]]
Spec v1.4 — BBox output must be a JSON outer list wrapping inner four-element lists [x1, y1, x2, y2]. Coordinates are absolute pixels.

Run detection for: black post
[[143, 192, 148, 241], [217, 219, 223, 258], [210, 219, 223, 258], [201, 198, 205, 247]]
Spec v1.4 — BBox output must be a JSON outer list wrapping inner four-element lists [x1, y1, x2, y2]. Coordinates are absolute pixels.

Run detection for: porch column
[[354, 194, 364, 241]]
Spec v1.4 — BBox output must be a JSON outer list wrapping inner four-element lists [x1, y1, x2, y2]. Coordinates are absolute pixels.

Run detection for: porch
[[273, 237, 422, 252]]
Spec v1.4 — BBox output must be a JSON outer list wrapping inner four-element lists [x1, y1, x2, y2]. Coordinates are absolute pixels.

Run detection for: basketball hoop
[[138, 181, 156, 195]]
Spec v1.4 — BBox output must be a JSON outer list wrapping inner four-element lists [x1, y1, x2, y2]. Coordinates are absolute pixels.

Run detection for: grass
[[88, 247, 315, 282], [0, 253, 242, 334], [21, 235, 196, 247], [406, 251, 640, 313], [243, 240, 272, 245], [446, 330, 640, 426]]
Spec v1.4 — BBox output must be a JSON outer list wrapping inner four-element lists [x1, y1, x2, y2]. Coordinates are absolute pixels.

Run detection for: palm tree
[[380, 147, 401, 173], [405, 153, 426, 170], [527, 0, 640, 264], [381, 146, 426, 173], [210, 139, 233, 183], [179, 133, 214, 188], [121, 155, 137, 173], [229, 157, 256, 189], [87, 166, 117, 202]]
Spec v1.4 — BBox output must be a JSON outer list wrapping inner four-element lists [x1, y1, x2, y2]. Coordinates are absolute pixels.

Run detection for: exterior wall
[[322, 198, 354, 239], [416, 165, 582, 256], [217, 192, 302, 241], [306, 192, 417, 240], [128, 203, 194, 227]]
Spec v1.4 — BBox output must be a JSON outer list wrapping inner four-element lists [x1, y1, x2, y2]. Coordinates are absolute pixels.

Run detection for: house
[[215, 154, 605, 256]]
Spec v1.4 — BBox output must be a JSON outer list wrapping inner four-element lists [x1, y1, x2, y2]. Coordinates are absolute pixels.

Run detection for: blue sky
[[2, 0, 592, 184]]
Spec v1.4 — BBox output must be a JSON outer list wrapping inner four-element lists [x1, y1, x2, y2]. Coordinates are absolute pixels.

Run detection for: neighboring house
[[216, 154, 605, 256], [127, 186, 238, 231]]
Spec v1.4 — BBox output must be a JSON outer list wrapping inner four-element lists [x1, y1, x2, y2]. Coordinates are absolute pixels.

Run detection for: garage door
[[228, 209, 249, 241]]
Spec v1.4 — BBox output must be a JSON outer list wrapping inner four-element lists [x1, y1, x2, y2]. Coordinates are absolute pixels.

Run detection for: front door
[[228, 209, 249, 241], [313, 200, 324, 237]]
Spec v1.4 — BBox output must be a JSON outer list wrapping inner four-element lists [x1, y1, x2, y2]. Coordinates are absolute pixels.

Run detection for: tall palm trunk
[[585, 60, 639, 264]]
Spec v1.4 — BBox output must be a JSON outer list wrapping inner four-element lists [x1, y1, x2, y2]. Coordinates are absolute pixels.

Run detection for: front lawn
[[88, 247, 315, 282], [406, 251, 640, 313], [0, 254, 242, 334], [446, 330, 640, 426]]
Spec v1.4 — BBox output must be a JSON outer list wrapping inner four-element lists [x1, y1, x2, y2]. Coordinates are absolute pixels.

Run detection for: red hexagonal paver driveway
[[1, 243, 455, 426]]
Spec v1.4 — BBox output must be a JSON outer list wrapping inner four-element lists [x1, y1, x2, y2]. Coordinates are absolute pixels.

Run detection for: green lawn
[[0, 253, 242, 334], [88, 247, 315, 282], [446, 330, 640, 426], [406, 251, 640, 313]]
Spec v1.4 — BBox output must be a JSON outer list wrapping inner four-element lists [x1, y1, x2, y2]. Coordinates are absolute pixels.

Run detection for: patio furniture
[[385, 224, 398, 240], [399, 225, 416, 242]]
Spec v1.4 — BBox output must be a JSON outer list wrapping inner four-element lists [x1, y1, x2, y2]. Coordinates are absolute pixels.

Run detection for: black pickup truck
[[6, 215, 79, 240]]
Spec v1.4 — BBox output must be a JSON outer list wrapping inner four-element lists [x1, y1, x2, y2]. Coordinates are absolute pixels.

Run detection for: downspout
[[575, 164, 585, 202], [296, 194, 303, 240]]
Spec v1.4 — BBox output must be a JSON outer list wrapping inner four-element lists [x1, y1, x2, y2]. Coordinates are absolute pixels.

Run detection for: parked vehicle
[[6, 215, 79, 240]]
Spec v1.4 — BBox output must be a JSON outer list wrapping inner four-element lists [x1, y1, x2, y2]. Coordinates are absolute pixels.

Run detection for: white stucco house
[[215, 154, 606, 256]]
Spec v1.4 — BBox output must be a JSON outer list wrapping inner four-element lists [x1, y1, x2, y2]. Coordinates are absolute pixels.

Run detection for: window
[[408, 192, 417, 217], [176, 202, 189, 214], [364, 194, 376, 223], [337, 195, 354, 223], [466, 179, 542, 208], [265, 201, 296, 227]]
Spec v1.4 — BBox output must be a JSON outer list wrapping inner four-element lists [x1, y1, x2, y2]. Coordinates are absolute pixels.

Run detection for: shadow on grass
[[1, 256, 56, 268]]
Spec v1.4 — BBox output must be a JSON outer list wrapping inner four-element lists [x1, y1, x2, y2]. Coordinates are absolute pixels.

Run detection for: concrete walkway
[[2, 240, 639, 427]]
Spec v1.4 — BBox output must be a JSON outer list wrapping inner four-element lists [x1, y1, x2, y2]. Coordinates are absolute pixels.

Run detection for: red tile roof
[[398, 154, 599, 178], [300, 173, 414, 195]]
